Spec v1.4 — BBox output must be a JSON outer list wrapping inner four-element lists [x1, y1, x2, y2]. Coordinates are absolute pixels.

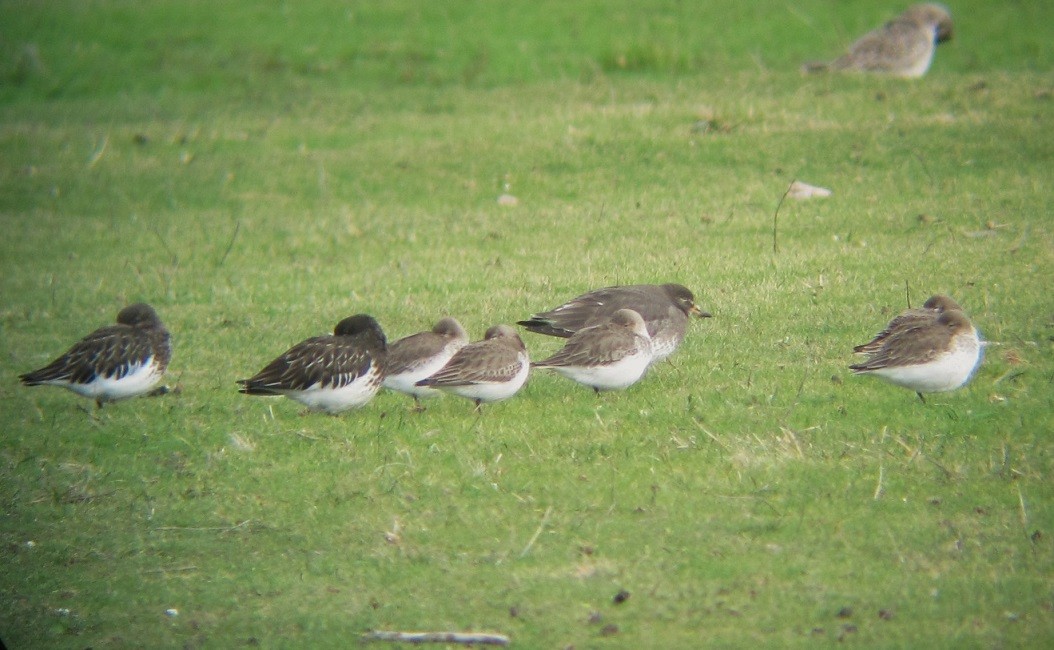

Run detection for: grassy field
[[2, 1, 1053, 647]]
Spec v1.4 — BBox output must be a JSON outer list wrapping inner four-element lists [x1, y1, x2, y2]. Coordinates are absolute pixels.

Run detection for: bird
[[532, 308, 653, 394], [383, 317, 469, 408], [849, 308, 982, 402], [414, 324, 529, 410], [19, 303, 172, 408], [853, 294, 962, 355], [517, 283, 710, 363], [802, 3, 954, 78], [237, 314, 387, 414]]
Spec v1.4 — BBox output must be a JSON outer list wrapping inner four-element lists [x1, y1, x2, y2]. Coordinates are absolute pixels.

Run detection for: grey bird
[[383, 317, 469, 408], [803, 4, 954, 78], [415, 324, 529, 410], [532, 308, 654, 394], [518, 283, 710, 362]]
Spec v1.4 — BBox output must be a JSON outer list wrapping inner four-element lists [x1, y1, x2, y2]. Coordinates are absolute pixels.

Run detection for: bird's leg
[[916, 392, 927, 404]]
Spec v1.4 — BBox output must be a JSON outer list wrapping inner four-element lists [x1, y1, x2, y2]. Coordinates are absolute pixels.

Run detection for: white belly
[[383, 352, 457, 399], [550, 351, 652, 391], [283, 369, 382, 413], [60, 359, 163, 403], [870, 335, 981, 393], [445, 356, 529, 403]]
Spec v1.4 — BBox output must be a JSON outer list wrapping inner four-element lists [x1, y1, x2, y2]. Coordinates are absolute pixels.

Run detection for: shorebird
[[518, 283, 710, 362], [237, 314, 387, 414], [803, 3, 954, 78], [415, 324, 529, 410], [383, 317, 469, 408], [532, 308, 653, 394], [19, 303, 171, 408], [850, 308, 981, 402]]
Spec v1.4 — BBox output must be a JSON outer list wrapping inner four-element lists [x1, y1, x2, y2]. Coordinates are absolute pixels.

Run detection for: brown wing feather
[[849, 322, 947, 371], [519, 285, 660, 337], [239, 336, 378, 393], [420, 342, 522, 387], [853, 308, 936, 354], [20, 325, 159, 385], [534, 325, 641, 368], [385, 332, 449, 375]]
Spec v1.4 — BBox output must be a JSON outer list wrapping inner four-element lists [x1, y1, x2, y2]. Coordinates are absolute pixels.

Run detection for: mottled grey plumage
[[518, 283, 710, 362], [19, 303, 171, 408], [415, 324, 529, 409], [238, 314, 387, 414], [804, 3, 953, 78], [383, 317, 469, 405], [532, 308, 653, 393]]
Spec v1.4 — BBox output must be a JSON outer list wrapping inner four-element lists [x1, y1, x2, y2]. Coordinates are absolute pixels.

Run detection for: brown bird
[[853, 294, 962, 355], [415, 324, 529, 409], [19, 303, 171, 408], [803, 3, 954, 78], [383, 317, 469, 407], [850, 308, 982, 402], [238, 314, 387, 414]]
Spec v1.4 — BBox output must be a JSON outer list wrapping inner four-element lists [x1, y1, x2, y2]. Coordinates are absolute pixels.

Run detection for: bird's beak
[[690, 305, 712, 319]]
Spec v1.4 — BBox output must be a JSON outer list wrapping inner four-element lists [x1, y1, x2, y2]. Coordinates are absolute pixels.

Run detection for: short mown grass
[[2, 1, 1053, 647]]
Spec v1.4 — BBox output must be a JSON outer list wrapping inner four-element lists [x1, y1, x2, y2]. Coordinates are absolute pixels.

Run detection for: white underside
[[898, 49, 934, 78], [48, 359, 163, 403], [866, 333, 981, 393], [548, 350, 652, 391], [383, 351, 458, 399], [280, 369, 381, 413], [442, 355, 529, 404]]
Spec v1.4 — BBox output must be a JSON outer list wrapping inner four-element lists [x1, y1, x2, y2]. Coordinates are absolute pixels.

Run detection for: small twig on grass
[[520, 505, 552, 558], [904, 280, 913, 309], [87, 134, 109, 168], [144, 566, 199, 574], [873, 462, 885, 500], [772, 180, 795, 254], [154, 519, 253, 533], [217, 220, 241, 267], [693, 418, 730, 452], [1017, 486, 1030, 531], [363, 631, 510, 646]]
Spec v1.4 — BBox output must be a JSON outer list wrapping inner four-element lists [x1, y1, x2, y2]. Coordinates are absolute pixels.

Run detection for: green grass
[[2, 1, 1053, 647]]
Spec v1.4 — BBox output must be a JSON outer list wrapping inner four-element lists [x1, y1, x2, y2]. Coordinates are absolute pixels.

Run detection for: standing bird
[[19, 303, 171, 408], [383, 317, 469, 408], [853, 294, 961, 355], [517, 283, 710, 363], [850, 309, 982, 402], [415, 324, 529, 410], [532, 308, 653, 394], [803, 4, 954, 78], [237, 314, 387, 414]]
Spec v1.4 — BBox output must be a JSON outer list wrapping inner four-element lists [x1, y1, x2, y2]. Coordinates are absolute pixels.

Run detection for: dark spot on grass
[[613, 589, 630, 605], [879, 609, 894, 620], [836, 606, 853, 618], [600, 624, 619, 637]]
